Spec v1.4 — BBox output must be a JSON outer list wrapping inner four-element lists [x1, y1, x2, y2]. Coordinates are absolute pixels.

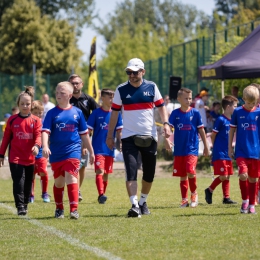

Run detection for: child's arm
[[211, 132, 217, 147], [106, 110, 119, 150], [228, 127, 236, 159], [81, 134, 94, 165], [198, 128, 209, 156], [42, 131, 51, 158]]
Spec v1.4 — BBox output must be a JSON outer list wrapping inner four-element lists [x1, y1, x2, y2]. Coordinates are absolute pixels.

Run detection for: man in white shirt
[[42, 94, 55, 121]]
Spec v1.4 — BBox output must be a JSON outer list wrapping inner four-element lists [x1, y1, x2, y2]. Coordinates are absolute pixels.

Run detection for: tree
[[0, 0, 82, 74], [0, 0, 96, 29]]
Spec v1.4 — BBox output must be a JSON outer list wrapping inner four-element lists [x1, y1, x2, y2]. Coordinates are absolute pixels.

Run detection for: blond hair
[[243, 85, 259, 102], [32, 100, 44, 112], [16, 86, 34, 106], [57, 82, 74, 94]]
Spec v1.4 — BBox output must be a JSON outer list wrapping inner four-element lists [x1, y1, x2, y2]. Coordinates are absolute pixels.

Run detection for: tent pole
[[221, 80, 224, 98]]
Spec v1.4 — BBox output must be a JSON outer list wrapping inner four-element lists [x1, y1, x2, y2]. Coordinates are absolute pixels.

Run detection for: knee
[[248, 177, 257, 183], [219, 175, 229, 181], [187, 173, 195, 179], [239, 173, 248, 181], [143, 172, 154, 183]]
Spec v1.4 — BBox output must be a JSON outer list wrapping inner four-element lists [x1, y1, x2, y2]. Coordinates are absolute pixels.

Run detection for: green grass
[[0, 173, 260, 260]]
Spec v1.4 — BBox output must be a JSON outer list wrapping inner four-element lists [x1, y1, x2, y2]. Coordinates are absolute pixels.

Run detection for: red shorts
[[212, 160, 233, 176], [94, 154, 113, 174], [236, 157, 260, 178], [34, 157, 48, 175], [51, 158, 80, 179], [173, 155, 198, 177]]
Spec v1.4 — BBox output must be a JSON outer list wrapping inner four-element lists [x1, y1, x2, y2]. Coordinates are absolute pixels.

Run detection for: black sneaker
[[205, 188, 213, 204], [127, 205, 141, 218], [98, 194, 107, 204], [55, 209, 64, 219], [17, 206, 26, 216], [223, 198, 237, 204], [24, 204, 28, 214], [139, 202, 151, 215]]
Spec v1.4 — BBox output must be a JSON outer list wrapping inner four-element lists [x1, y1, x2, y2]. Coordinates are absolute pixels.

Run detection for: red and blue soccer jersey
[[42, 106, 88, 163], [212, 115, 231, 162], [169, 108, 204, 156], [87, 108, 123, 157], [230, 106, 260, 159], [111, 79, 164, 140]]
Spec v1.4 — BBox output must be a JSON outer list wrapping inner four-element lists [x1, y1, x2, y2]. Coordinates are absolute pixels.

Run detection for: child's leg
[[96, 171, 105, 196], [103, 173, 108, 194], [209, 176, 222, 192], [65, 172, 78, 213], [24, 165, 35, 206], [188, 174, 197, 194], [221, 177, 229, 198], [53, 176, 65, 210], [40, 173, 48, 194], [180, 176, 189, 206], [31, 175, 35, 197], [248, 177, 257, 206]]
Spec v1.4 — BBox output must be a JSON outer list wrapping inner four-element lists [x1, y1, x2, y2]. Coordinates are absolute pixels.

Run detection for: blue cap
[[4, 113, 11, 118]]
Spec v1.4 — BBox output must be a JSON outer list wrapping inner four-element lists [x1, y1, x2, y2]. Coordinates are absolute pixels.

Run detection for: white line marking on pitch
[[0, 202, 123, 260]]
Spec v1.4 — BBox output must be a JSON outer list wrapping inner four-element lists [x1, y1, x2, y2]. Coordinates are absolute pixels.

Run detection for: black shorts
[[122, 136, 157, 182]]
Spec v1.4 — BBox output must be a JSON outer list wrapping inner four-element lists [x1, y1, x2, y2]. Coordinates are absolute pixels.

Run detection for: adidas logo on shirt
[[126, 94, 131, 98]]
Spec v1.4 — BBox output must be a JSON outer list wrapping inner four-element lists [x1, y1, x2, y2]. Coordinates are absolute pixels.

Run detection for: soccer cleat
[[223, 198, 237, 204], [127, 205, 141, 218], [24, 204, 28, 214], [240, 201, 249, 214], [98, 194, 107, 204], [139, 202, 151, 215], [17, 206, 27, 216], [70, 210, 79, 219], [78, 190, 83, 202], [248, 206, 257, 214], [190, 192, 198, 208], [42, 193, 51, 203], [205, 188, 213, 204], [29, 196, 34, 203], [55, 209, 64, 219], [180, 199, 189, 208]]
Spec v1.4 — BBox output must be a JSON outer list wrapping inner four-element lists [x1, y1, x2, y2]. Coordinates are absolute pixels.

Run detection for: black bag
[[133, 135, 153, 147]]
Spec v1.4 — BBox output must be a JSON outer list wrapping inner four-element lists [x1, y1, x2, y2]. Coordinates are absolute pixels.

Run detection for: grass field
[[0, 165, 260, 260]]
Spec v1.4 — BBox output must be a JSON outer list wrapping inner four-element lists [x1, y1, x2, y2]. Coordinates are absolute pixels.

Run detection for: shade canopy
[[198, 25, 260, 81]]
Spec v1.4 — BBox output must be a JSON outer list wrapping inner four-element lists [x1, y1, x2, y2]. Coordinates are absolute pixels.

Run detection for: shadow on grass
[[83, 214, 126, 218], [172, 212, 238, 217]]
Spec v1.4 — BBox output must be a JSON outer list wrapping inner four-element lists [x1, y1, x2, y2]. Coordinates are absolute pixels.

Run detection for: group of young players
[[0, 82, 122, 219], [1, 79, 260, 218], [166, 84, 260, 214]]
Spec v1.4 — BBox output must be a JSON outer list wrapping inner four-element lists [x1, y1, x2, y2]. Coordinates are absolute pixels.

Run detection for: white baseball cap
[[125, 58, 144, 71]]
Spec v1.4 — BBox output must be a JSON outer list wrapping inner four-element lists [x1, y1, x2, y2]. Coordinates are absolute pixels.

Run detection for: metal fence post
[[183, 43, 186, 87]]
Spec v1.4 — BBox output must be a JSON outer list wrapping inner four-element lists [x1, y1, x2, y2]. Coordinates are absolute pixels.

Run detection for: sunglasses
[[126, 70, 142, 76]]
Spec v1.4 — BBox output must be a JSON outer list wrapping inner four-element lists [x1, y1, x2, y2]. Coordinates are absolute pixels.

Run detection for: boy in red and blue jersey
[[166, 88, 209, 208], [87, 89, 123, 204], [42, 82, 94, 219], [228, 85, 260, 214], [205, 95, 238, 205]]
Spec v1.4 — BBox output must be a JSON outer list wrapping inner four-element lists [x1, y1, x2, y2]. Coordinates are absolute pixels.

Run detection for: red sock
[[103, 181, 108, 194], [96, 174, 104, 195], [31, 178, 35, 197], [239, 179, 249, 201], [249, 182, 257, 205], [53, 185, 64, 210], [188, 176, 197, 193], [67, 183, 78, 212], [209, 176, 222, 191], [40, 175, 48, 193], [222, 180, 230, 198], [180, 180, 188, 199]]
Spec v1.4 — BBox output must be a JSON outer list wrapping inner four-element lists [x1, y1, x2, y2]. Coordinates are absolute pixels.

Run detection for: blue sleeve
[[116, 112, 123, 129], [78, 110, 87, 133], [42, 109, 53, 131], [195, 110, 203, 127], [169, 110, 175, 126], [87, 110, 96, 129], [230, 109, 237, 126], [213, 117, 223, 132]]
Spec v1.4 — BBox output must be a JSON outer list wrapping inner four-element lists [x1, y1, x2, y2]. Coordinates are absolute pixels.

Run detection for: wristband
[[163, 122, 170, 126]]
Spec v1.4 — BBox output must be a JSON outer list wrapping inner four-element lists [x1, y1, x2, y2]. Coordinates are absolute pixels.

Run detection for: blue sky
[[79, 0, 216, 61]]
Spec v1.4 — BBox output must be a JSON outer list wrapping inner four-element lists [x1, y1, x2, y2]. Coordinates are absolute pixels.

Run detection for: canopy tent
[[198, 25, 260, 96]]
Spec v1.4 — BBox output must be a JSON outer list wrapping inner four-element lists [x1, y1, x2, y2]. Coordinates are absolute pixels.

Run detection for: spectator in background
[[164, 95, 174, 117], [210, 101, 221, 122], [191, 87, 209, 108], [231, 86, 244, 106], [195, 90, 209, 133], [206, 109, 214, 133], [42, 94, 55, 121], [11, 107, 19, 115], [2, 113, 11, 133]]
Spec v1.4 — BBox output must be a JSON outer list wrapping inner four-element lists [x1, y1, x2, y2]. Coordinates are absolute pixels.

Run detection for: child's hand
[[89, 152, 95, 165], [165, 138, 173, 151], [42, 147, 51, 159], [203, 147, 210, 157], [106, 137, 114, 150], [32, 145, 39, 156], [228, 148, 234, 159], [82, 148, 88, 155], [0, 158, 4, 167]]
